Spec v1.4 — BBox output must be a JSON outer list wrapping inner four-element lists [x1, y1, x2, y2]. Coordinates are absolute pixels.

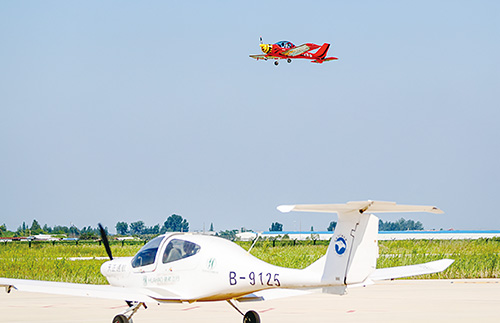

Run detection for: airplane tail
[[313, 43, 330, 59], [278, 201, 446, 295]]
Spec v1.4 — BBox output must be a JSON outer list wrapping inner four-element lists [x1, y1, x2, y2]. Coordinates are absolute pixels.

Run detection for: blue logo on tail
[[335, 236, 347, 255]]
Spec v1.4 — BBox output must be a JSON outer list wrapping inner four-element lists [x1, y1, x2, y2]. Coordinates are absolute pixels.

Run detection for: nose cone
[[100, 258, 131, 280], [260, 44, 271, 54], [100, 260, 114, 278]]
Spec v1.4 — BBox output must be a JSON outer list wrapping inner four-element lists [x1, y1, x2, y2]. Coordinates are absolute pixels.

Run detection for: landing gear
[[244, 310, 261, 323], [112, 314, 130, 323], [227, 300, 261, 323], [287, 58, 292, 63], [111, 301, 145, 323], [274, 60, 279, 66]]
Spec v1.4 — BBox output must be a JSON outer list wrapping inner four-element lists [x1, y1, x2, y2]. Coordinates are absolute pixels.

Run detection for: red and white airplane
[[249, 37, 338, 65], [0, 201, 453, 323]]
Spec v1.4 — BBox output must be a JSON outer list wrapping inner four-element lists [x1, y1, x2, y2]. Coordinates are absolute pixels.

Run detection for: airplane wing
[[368, 259, 454, 281], [249, 54, 270, 60], [282, 44, 311, 57], [0, 278, 182, 304]]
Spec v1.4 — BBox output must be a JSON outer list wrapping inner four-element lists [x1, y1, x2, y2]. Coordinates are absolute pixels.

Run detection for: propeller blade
[[260, 36, 263, 44], [98, 223, 113, 260]]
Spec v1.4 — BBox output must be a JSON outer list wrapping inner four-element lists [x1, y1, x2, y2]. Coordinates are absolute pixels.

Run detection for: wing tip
[[431, 206, 445, 214], [277, 205, 295, 213], [440, 258, 455, 268]]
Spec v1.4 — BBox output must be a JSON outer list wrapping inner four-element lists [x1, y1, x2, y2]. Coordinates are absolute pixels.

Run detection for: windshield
[[131, 236, 164, 268], [162, 239, 201, 263]]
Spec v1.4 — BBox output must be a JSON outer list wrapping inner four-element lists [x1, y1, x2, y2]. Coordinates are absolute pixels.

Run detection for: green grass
[[377, 239, 500, 279], [244, 241, 328, 269], [1, 238, 499, 283], [0, 242, 142, 284]]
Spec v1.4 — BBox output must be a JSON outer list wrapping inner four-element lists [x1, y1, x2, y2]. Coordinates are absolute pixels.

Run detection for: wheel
[[243, 310, 260, 323], [287, 58, 292, 63], [112, 314, 129, 323], [274, 61, 279, 66]]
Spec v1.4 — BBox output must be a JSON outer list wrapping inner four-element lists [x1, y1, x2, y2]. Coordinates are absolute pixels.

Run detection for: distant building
[[236, 232, 258, 241], [237, 230, 500, 241], [115, 236, 139, 241], [31, 234, 59, 241]]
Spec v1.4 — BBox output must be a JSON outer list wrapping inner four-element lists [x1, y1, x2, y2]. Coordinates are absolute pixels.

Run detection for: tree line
[[1, 220, 102, 239], [268, 218, 424, 232], [115, 214, 189, 235], [0, 214, 190, 239], [0, 216, 424, 240]]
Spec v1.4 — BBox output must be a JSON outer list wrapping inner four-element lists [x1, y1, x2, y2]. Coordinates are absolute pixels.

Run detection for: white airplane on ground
[[0, 201, 453, 323]]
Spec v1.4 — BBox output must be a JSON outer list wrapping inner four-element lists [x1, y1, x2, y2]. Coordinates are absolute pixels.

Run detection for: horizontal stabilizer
[[277, 200, 443, 215], [369, 259, 454, 281], [236, 288, 311, 302]]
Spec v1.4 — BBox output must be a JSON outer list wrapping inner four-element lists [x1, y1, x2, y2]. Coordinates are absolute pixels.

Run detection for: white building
[[236, 230, 500, 241]]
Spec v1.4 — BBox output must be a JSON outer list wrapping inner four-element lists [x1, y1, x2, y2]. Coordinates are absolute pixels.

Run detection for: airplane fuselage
[[101, 233, 329, 302], [259, 43, 321, 60]]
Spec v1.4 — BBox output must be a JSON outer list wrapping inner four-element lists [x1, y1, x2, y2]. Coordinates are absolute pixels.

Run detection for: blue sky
[[1, 1, 499, 233]]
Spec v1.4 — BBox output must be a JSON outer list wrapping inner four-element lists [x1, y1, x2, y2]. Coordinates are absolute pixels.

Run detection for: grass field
[[0, 238, 499, 284], [0, 241, 142, 284], [377, 239, 500, 279]]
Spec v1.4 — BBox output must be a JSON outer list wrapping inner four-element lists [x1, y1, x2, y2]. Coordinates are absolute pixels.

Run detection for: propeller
[[260, 36, 263, 44], [98, 223, 113, 260]]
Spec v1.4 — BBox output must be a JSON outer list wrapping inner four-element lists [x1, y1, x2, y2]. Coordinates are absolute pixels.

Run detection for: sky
[[1, 1, 499, 233]]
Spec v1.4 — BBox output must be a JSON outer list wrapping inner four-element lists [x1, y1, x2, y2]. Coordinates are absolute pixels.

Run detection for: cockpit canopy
[[131, 235, 201, 268], [163, 239, 200, 263], [274, 41, 295, 49], [131, 235, 163, 268]]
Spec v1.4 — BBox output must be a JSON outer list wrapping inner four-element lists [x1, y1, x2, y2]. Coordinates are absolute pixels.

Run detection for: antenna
[[247, 233, 260, 254]]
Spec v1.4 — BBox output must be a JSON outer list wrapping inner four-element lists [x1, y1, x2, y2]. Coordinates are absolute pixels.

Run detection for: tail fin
[[313, 43, 330, 59], [319, 210, 379, 293], [278, 201, 443, 294]]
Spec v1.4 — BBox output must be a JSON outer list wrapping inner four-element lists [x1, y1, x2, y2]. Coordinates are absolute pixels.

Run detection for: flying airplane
[[249, 37, 338, 65], [0, 200, 453, 323]]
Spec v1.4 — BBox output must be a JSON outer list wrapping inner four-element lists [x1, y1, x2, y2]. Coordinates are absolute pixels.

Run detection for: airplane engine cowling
[[260, 44, 271, 53], [100, 258, 132, 286]]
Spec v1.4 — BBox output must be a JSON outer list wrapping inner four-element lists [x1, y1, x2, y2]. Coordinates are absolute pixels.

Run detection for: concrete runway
[[1, 279, 499, 323]]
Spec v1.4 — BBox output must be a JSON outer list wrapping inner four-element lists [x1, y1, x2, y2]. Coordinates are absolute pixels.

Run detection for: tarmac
[[1, 279, 499, 323]]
